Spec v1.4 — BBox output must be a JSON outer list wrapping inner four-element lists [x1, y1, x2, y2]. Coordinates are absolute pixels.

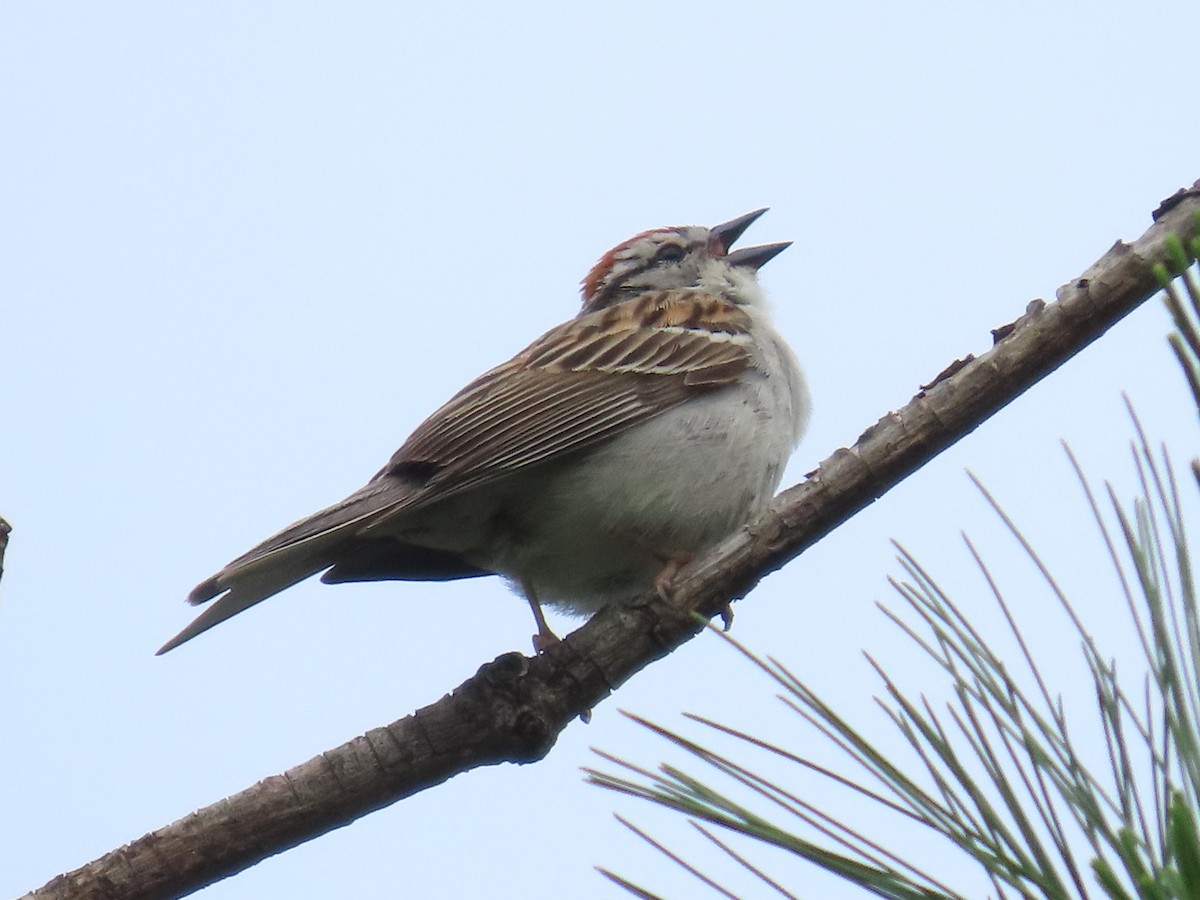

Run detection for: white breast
[[484, 314, 810, 614]]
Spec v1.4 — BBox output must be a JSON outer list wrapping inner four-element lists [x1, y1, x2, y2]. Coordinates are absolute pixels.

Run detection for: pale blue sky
[[4, 3, 1200, 897]]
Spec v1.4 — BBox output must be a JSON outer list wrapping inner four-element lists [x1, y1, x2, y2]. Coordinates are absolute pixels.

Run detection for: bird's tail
[[157, 481, 404, 654]]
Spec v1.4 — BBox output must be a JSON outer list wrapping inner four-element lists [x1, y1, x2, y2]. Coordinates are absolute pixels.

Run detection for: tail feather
[[320, 539, 491, 583], [157, 551, 332, 654], [158, 479, 412, 655]]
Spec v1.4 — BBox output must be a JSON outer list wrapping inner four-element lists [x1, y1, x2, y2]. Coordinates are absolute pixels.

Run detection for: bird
[[158, 209, 810, 655]]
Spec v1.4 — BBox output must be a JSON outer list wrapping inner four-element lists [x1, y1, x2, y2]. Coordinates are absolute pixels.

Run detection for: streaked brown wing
[[376, 289, 755, 505]]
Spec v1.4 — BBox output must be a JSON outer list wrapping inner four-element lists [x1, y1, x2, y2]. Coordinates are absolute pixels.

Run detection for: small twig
[[0, 516, 10, 585]]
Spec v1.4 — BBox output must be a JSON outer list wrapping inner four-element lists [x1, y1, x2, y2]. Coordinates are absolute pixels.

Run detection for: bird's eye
[[655, 244, 687, 264]]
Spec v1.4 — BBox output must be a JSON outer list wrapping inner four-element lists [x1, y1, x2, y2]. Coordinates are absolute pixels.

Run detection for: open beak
[[710, 208, 791, 270], [726, 240, 791, 270], [710, 208, 768, 253]]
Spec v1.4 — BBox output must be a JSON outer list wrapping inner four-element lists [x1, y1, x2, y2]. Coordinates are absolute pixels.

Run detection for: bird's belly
[[489, 384, 794, 614], [381, 375, 798, 616]]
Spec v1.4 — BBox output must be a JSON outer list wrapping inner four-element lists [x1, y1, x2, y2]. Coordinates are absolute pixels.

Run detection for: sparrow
[[158, 209, 810, 655]]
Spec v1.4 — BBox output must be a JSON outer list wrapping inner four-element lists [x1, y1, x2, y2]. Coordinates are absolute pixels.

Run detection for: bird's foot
[[522, 579, 561, 654], [653, 553, 693, 603], [531, 626, 561, 655], [654, 553, 733, 629]]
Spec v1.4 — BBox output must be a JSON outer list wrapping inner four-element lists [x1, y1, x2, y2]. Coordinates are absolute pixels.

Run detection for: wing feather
[[378, 289, 754, 502]]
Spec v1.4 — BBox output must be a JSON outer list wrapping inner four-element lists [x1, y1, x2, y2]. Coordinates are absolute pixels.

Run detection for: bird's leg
[[653, 551, 733, 630], [653, 553, 692, 603], [519, 579, 592, 722], [521, 579, 560, 653]]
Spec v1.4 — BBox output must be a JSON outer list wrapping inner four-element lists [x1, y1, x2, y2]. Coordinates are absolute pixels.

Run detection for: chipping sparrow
[[158, 209, 810, 654]]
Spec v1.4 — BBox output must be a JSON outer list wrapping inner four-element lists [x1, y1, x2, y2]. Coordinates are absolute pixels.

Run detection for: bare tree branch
[[0, 516, 9, 585], [24, 182, 1200, 900]]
